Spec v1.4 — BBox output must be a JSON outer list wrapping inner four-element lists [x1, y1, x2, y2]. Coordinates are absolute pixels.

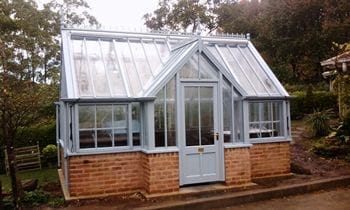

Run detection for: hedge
[[290, 90, 338, 120]]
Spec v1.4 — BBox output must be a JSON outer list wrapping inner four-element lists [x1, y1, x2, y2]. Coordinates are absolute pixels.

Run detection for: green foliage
[[21, 189, 48, 204], [48, 197, 65, 208], [42, 144, 57, 157], [290, 90, 338, 120], [42, 144, 58, 168], [307, 109, 332, 137]]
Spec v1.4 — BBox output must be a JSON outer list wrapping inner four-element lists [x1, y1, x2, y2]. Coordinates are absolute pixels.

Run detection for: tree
[[0, 0, 97, 208], [144, 0, 216, 33]]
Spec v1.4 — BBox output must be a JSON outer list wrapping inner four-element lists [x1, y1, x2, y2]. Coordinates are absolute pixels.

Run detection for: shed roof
[[60, 28, 288, 100]]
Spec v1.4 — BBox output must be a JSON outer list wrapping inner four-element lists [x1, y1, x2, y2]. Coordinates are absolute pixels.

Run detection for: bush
[[307, 109, 332, 137], [21, 189, 48, 205], [42, 144, 58, 168], [290, 90, 338, 120]]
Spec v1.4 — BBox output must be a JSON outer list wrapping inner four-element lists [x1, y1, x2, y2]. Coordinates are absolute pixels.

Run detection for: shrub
[[21, 189, 48, 205], [290, 90, 338, 120], [307, 109, 332, 137], [42, 144, 58, 168]]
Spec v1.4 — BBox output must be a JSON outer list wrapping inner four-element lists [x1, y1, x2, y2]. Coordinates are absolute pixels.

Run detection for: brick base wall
[[142, 152, 179, 194], [224, 148, 251, 185], [250, 142, 290, 178], [68, 152, 143, 197], [67, 152, 179, 197]]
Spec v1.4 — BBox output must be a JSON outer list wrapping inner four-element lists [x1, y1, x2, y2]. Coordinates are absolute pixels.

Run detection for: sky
[[86, 0, 159, 29], [37, 0, 160, 29]]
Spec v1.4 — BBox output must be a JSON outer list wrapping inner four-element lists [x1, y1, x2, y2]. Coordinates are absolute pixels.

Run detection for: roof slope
[[61, 28, 288, 99]]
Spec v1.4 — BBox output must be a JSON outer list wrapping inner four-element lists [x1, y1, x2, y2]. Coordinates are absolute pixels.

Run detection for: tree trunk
[[3, 118, 22, 209]]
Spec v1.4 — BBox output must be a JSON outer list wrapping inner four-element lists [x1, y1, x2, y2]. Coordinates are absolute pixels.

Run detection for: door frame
[[178, 81, 225, 186]]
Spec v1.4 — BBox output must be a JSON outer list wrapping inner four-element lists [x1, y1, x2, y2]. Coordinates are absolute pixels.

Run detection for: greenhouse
[[57, 28, 292, 199]]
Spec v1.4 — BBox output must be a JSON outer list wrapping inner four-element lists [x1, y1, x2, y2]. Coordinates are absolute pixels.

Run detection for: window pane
[[166, 78, 176, 146], [79, 106, 95, 129], [185, 87, 199, 146], [199, 54, 219, 79], [143, 40, 162, 74], [113, 105, 128, 146], [96, 105, 112, 128], [100, 41, 126, 96], [154, 39, 170, 63], [132, 103, 141, 146], [73, 39, 93, 97], [129, 41, 153, 87], [116, 41, 142, 96], [97, 129, 112, 147], [86, 40, 110, 97], [79, 130, 95, 148], [180, 53, 199, 79], [155, 88, 165, 147], [200, 87, 214, 145], [249, 103, 259, 122], [234, 100, 242, 142], [223, 78, 232, 143]]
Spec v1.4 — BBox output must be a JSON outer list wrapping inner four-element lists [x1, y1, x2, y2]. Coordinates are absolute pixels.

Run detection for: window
[[78, 103, 141, 149], [223, 77, 243, 143], [154, 77, 176, 147], [249, 101, 283, 139]]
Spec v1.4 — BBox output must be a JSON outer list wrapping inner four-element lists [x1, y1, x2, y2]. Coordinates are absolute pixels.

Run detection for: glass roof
[[61, 29, 288, 99]]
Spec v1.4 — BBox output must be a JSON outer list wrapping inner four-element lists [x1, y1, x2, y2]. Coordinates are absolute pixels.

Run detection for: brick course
[[250, 142, 290, 178], [224, 148, 252, 185]]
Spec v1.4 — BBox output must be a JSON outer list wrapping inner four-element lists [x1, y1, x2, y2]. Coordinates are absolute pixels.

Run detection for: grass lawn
[[0, 168, 58, 192]]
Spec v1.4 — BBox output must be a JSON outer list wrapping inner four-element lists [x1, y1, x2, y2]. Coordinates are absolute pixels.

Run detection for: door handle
[[214, 132, 219, 141]]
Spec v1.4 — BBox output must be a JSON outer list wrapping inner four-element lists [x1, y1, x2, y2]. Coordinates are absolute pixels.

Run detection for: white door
[[180, 83, 221, 185]]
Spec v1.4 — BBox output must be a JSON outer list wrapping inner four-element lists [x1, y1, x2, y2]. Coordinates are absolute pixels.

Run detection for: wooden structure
[[5, 144, 41, 175]]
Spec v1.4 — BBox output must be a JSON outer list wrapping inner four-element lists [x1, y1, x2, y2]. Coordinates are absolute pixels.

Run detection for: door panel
[[180, 84, 220, 185]]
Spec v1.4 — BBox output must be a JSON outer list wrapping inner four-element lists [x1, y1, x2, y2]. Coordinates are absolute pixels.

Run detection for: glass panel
[[199, 54, 219, 79], [154, 39, 170, 63], [240, 46, 279, 94], [79, 106, 95, 129], [223, 78, 232, 143], [100, 41, 126, 96], [166, 78, 176, 146], [132, 103, 141, 146], [230, 46, 266, 94], [180, 53, 199, 79], [97, 129, 112, 147], [96, 105, 112, 128], [262, 102, 272, 122], [219, 46, 255, 95], [72, 39, 93, 97], [234, 100, 242, 142], [129, 41, 153, 87], [142, 40, 162, 74], [79, 130, 95, 148], [115, 41, 142, 96], [206, 44, 225, 64], [249, 103, 259, 123], [86, 40, 110, 97], [113, 105, 128, 146], [155, 88, 165, 147], [200, 87, 214, 145], [79, 105, 95, 148], [185, 87, 199, 146]]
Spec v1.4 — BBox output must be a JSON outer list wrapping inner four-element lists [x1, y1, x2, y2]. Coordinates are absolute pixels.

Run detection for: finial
[[246, 33, 251, 40], [195, 17, 202, 36]]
